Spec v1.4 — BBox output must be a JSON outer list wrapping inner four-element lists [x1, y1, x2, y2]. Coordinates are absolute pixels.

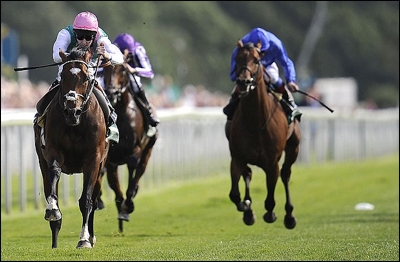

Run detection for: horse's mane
[[69, 45, 91, 60]]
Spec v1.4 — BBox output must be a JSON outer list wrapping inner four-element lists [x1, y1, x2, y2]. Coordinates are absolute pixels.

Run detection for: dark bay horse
[[33, 45, 109, 248], [225, 40, 301, 229], [97, 56, 158, 232]]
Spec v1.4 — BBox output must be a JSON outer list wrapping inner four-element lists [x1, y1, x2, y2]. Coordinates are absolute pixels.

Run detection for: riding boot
[[136, 89, 160, 127], [222, 85, 240, 121], [281, 85, 302, 122], [95, 84, 119, 143]]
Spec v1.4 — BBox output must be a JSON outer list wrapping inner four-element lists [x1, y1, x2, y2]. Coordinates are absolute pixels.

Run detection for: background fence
[[2, 107, 399, 214]]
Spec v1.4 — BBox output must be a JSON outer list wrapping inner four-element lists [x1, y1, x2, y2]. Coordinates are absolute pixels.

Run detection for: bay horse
[[33, 45, 109, 248], [225, 40, 301, 229], [97, 54, 158, 233]]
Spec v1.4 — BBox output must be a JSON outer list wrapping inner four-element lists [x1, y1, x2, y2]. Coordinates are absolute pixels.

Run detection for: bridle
[[105, 64, 130, 106], [235, 43, 262, 97], [59, 59, 95, 124]]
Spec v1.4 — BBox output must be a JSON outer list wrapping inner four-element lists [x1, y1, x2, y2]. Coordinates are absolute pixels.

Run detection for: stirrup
[[290, 108, 302, 122], [106, 123, 119, 143], [34, 113, 46, 128], [149, 116, 160, 127], [146, 126, 157, 137]]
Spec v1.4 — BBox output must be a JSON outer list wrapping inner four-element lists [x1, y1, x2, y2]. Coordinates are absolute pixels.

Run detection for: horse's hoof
[[44, 209, 62, 221], [263, 212, 277, 223], [118, 212, 130, 221], [76, 239, 93, 248], [237, 201, 250, 212], [90, 236, 97, 247], [284, 215, 296, 229], [121, 199, 134, 214], [243, 210, 256, 226], [97, 201, 105, 210]]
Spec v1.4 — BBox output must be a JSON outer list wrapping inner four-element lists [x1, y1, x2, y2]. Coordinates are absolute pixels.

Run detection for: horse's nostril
[[245, 79, 253, 85]]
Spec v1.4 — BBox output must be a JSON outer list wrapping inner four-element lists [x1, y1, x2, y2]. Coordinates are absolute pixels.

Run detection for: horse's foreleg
[[87, 175, 102, 247], [280, 161, 296, 229], [122, 155, 139, 215], [262, 164, 279, 224], [77, 170, 99, 248], [106, 163, 127, 232], [50, 219, 62, 249], [229, 159, 241, 209], [45, 160, 62, 248], [117, 164, 138, 232], [124, 146, 152, 214], [242, 166, 255, 225], [77, 192, 94, 248], [229, 160, 251, 211], [97, 168, 106, 210], [280, 142, 300, 229], [105, 164, 124, 214]]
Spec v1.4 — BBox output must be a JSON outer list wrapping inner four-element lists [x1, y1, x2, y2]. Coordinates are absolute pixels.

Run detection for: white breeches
[[264, 62, 279, 84]]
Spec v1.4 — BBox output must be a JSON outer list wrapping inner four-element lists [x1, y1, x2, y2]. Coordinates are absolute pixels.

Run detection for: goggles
[[76, 34, 94, 41]]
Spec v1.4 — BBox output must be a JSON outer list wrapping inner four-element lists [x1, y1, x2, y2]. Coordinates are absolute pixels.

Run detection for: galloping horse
[[97, 55, 158, 232], [33, 45, 109, 248], [225, 40, 301, 229]]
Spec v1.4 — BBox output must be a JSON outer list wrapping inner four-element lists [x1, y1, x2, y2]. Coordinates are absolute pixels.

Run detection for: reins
[[83, 56, 102, 106]]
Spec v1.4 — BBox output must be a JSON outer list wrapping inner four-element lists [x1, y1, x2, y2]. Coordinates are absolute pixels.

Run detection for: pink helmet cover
[[73, 12, 98, 32]]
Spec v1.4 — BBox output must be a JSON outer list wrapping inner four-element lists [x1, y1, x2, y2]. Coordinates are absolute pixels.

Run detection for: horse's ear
[[59, 48, 67, 62], [256, 41, 262, 49], [237, 39, 243, 47]]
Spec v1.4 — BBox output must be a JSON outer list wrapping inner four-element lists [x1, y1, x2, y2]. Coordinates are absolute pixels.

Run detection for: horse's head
[[59, 45, 93, 126], [104, 51, 130, 107], [235, 40, 263, 96]]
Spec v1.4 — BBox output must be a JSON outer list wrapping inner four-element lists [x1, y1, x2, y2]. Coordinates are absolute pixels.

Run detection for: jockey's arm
[[53, 29, 71, 63], [97, 37, 124, 65]]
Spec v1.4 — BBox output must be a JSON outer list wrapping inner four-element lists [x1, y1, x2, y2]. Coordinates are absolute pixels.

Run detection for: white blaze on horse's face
[[70, 67, 81, 75]]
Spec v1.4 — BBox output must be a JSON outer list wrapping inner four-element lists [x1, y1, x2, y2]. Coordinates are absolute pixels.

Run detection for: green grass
[[1, 154, 399, 261]]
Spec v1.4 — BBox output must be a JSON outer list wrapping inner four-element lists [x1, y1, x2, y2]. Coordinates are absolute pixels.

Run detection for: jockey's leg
[[136, 88, 160, 127], [129, 75, 159, 127], [94, 83, 119, 143], [265, 63, 302, 121], [34, 80, 60, 125], [273, 80, 302, 121], [95, 84, 117, 125], [222, 85, 240, 121]]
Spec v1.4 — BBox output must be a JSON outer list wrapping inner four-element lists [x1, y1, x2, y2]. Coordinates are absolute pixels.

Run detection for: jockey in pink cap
[[113, 33, 159, 127], [34, 11, 124, 143]]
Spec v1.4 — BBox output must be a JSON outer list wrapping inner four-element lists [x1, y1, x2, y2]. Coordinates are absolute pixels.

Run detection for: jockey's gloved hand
[[287, 82, 299, 92]]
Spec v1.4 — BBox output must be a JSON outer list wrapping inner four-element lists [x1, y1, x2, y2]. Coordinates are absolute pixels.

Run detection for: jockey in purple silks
[[223, 27, 302, 122], [113, 33, 159, 127]]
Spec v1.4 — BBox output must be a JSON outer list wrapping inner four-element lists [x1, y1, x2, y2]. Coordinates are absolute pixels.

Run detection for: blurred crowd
[[1, 74, 230, 109], [4, 74, 376, 111]]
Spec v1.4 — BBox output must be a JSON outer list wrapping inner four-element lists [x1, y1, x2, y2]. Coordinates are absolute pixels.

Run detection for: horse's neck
[[239, 81, 271, 122], [113, 90, 130, 111]]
